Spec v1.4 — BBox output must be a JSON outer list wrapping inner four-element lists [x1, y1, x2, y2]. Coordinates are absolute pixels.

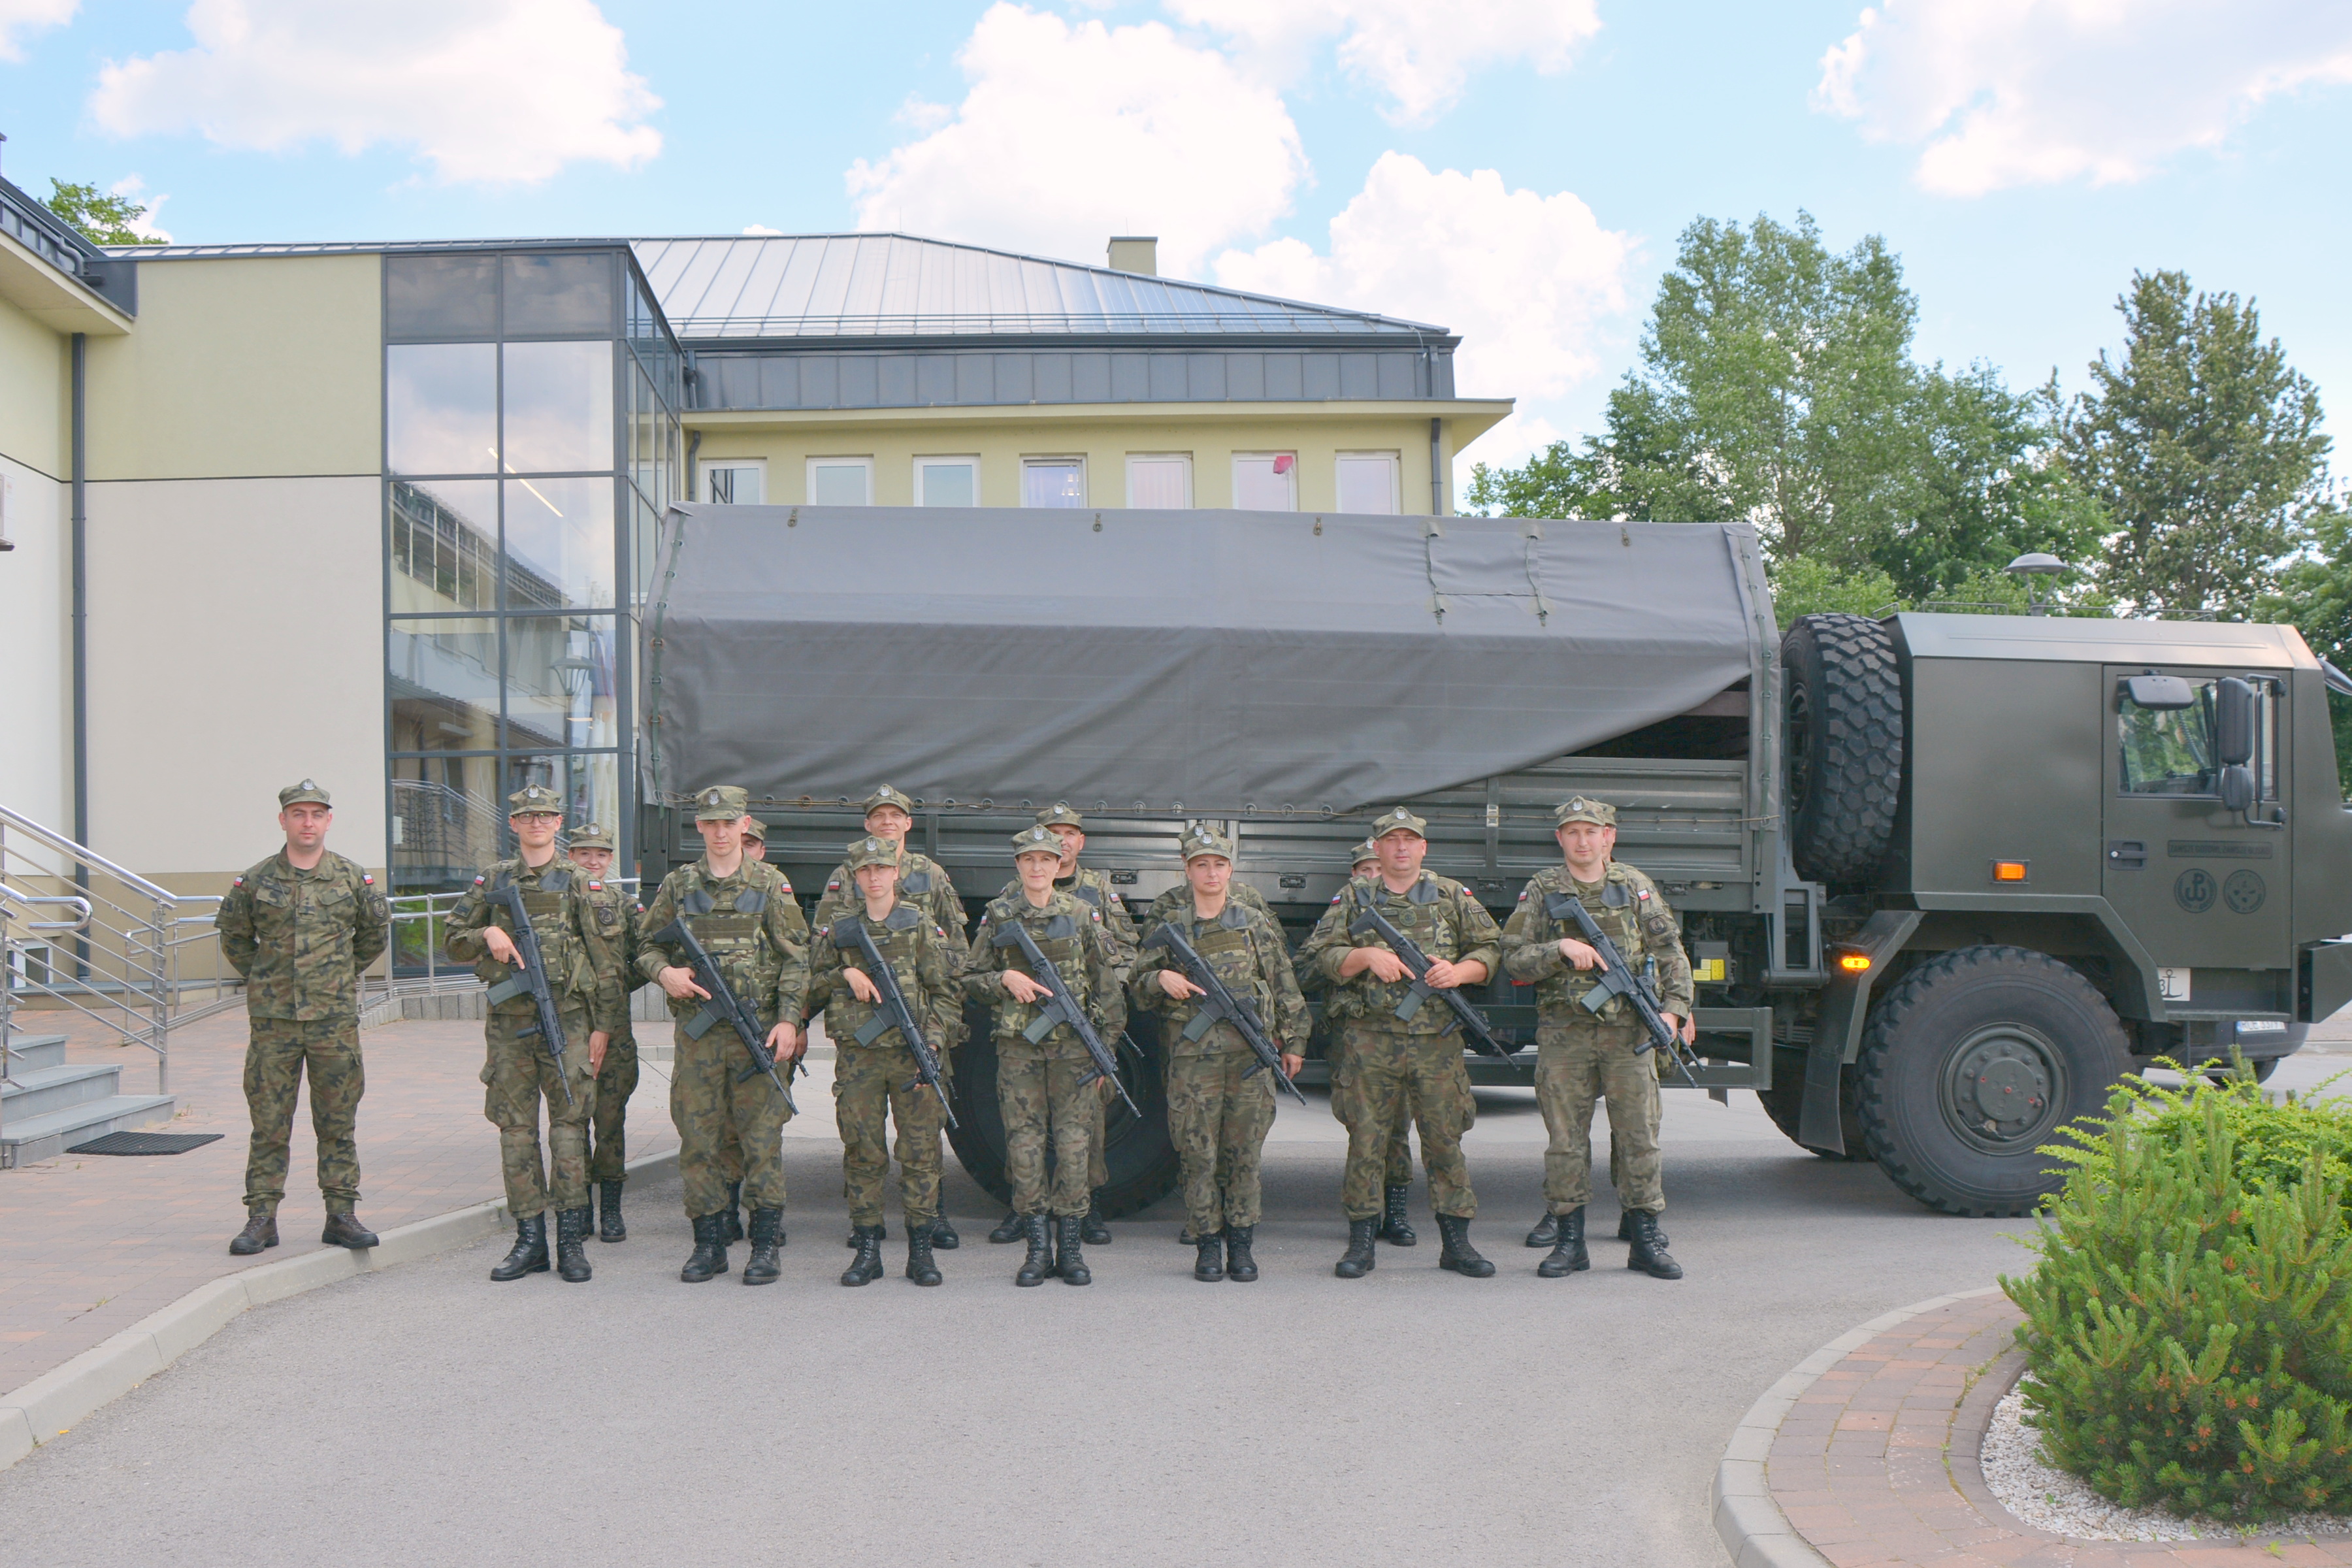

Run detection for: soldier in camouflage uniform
[[568, 825, 642, 1243], [989, 802, 1134, 1247], [1296, 838, 1418, 1246], [806, 836, 962, 1288], [1499, 796, 1692, 1280], [445, 785, 617, 1284], [1298, 806, 1503, 1280], [1129, 826, 1307, 1283], [638, 785, 809, 1286], [214, 780, 389, 1256], [967, 825, 1126, 1287]]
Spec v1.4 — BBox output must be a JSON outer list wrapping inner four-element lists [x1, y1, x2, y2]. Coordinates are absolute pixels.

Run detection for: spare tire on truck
[[1781, 613, 1903, 885]]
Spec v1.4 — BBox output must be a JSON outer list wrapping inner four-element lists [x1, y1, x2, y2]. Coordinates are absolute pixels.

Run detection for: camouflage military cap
[[844, 835, 898, 872], [693, 785, 750, 821], [507, 784, 563, 817], [278, 779, 331, 809], [1036, 801, 1085, 830], [568, 824, 615, 851], [1179, 825, 1234, 863], [1368, 806, 1428, 840], [1350, 838, 1379, 868], [1554, 795, 1617, 828], [1011, 823, 1063, 859], [741, 817, 767, 841], [861, 785, 917, 817]]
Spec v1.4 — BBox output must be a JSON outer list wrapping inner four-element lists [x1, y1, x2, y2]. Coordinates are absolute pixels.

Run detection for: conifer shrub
[[2004, 1071, 2352, 1520]]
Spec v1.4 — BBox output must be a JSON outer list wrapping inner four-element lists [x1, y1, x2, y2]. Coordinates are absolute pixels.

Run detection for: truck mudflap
[[2301, 941, 2352, 1025], [1800, 910, 1922, 1154]]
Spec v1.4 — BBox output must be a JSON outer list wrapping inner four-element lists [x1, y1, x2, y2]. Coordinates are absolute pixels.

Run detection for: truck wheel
[[1756, 1048, 1872, 1161], [1854, 946, 2131, 1216], [943, 1002, 1183, 1220], [1781, 613, 1903, 885]]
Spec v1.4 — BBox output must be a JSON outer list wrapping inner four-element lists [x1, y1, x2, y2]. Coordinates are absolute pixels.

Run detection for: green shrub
[[2041, 1063, 2352, 1205], [2005, 1077, 2352, 1520]]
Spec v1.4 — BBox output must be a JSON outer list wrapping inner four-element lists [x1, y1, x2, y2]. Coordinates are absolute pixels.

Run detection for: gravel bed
[[1982, 1382, 2352, 1542]]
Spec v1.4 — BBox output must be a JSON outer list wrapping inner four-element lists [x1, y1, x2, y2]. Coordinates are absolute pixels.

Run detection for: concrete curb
[[0, 1146, 679, 1472], [1710, 1285, 2005, 1568]]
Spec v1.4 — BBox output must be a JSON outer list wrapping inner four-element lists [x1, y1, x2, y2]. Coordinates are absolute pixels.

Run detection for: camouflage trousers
[[834, 1043, 947, 1226], [1166, 1049, 1276, 1234], [242, 1015, 365, 1214], [1325, 1032, 1413, 1188], [1085, 1068, 1109, 1192], [1536, 1019, 1662, 1213], [672, 1028, 792, 1218], [998, 1049, 1094, 1218], [482, 1009, 597, 1218], [1337, 1025, 1477, 1220], [587, 1026, 639, 1184]]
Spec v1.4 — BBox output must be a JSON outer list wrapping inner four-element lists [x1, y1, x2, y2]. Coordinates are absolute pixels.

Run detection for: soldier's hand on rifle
[[1001, 971, 1051, 1004], [588, 1030, 610, 1075], [482, 926, 522, 966], [1663, 1011, 1696, 1046], [658, 964, 709, 1001], [768, 1019, 802, 1060], [1556, 938, 1605, 972], [1341, 947, 1409, 983], [1423, 957, 1478, 990], [843, 966, 881, 1004], [1157, 970, 1204, 1000], [1281, 1051, 1304, 1077]]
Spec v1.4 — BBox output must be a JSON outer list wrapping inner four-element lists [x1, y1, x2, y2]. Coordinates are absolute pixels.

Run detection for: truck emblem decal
[[2223, 869, 2266, 915], [2173, 868, 2217, 914]]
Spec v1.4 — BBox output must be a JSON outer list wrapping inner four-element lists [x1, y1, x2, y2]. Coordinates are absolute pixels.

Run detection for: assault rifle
[[483, 879, 575, 1107], [989, 921, 1142, 1117], [645, 917, 799, 1114], [829, 918, 957, 1128], [1345, 903, 1516, 1061], [1140, 921, 1307, 1105], [1543, 890, 1703, 1088]]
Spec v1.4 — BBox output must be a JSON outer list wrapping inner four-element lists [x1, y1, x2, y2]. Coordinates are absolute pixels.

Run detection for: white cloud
[[107, 175, 172, 243], [741, 224, 784, 236], [846, 4, 1307, 277], [88, 0, 661, 184], [1166, 0, 1599, 125], [1815, 0, 2352, 196], [1214, 152, 1633, 402], [0, 0, 74, 61]]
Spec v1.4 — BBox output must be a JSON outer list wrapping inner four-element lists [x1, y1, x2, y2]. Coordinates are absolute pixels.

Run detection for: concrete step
[[1, 1060, 126, 1120], [1, 1092, 177, 1166], [1, 1034, 68, 1072]]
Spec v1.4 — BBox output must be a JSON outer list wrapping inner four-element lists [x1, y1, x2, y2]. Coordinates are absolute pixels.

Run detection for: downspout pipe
[[1429, 416, 1444, 516], [70, 332, 89, 973]]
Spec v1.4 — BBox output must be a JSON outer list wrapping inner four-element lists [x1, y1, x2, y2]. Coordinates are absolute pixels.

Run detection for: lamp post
[[2004, 553, 2071, 617], [552, 653, 594, 743]]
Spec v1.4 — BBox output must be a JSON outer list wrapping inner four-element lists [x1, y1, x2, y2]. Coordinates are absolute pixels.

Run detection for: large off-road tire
[[1756, 1047, 1873, 1161], [944, 1000, 1181, 1219], [1854, 946, 2132, 1216], [1781, 613, 1903, 886]]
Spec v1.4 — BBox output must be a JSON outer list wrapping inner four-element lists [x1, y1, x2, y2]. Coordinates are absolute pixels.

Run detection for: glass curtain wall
[[383, 246, 680, 913]]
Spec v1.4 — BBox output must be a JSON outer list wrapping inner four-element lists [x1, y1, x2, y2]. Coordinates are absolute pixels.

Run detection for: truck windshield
[[2119, 678, 2279, 798]]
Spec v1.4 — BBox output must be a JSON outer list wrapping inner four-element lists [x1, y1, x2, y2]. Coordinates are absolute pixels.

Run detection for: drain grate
[[65, 1131, 224, 1156]]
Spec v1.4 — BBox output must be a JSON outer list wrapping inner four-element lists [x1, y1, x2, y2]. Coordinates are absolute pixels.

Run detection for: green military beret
[[1554, 795, 1616, 828], [508, 783, 563, 816], [694, 785, 750, 821], [568, 823, 615, 851], [278, 778, 331, 808], [1036, 801, 1085, 830], [862, 785, 917, 817], [1011, 824, 1063, 859], [1350, 838, 1379, 868], [844, 834, 898, 872], [1179, 825, 1234, 864], [1369, 806, 1427, 840], [741, 817, 767, 842]]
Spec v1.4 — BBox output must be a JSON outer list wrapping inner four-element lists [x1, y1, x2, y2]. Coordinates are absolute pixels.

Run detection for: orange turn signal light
[[1991, 859, 2030, 883], [1835, 950, 1872, 974]]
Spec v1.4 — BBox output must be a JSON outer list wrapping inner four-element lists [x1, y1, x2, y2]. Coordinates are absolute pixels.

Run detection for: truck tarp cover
[[647, 505, 1760, 813]]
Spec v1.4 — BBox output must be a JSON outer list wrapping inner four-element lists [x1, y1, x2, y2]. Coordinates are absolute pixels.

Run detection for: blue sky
[[3, 0, 2347, 478]]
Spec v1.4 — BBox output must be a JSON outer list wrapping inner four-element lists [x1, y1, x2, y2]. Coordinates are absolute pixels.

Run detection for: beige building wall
[[0, 295, 70, 829]]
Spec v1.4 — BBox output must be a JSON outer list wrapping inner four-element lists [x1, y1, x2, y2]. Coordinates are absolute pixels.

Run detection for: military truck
[[639, 503, 2352, 1218]]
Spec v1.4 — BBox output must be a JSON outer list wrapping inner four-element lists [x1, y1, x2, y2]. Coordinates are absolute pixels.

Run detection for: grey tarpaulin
[[644, 505, 1761, 813]]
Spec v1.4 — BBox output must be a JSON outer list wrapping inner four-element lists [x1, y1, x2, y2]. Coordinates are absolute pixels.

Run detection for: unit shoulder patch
[[361, 874, 375, 885], [233, 876, 244, 887], [473, 875, 487, 885]]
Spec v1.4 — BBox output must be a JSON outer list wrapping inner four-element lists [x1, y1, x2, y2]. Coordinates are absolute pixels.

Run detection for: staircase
[[0, 1032, 175, 1166]]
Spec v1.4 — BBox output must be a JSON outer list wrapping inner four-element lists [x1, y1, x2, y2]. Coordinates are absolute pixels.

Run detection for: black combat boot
[[990, 1209, 1026, 1245], [1616, 1209, 1669, 1247], [744, 1208, 785, 1285], [930, 1215, 960, 1250], [1525, 1212, 1560, 1249], [840, 1222, 885, 1286], [321, 1210, 378, 1249], [1056, 1215, 1092, 1286], [1177, 1224, 1196, 1245], [1334, 1217, 1379, 1279], [1537, 1207, 1590, 1278], [1014, 1215, 1054, 1286], [1625, 1209, 1683, 1279], [228, 1210, 278, 1256], [597, 1181, 626, 1243], [845, 1224, 890, 1247], [680, 1213, 729, 1282], [491, 1214, 549, 1281], [1224, 1224, 1260, 1283], [723, 1183, 744, 1244], [1192, 1228, 1225, 1282], [906, 1222, 943, 1286], [555, 1207, 593, 1282], [1435, 1214, 1496, 1277], [1081, 1194, 1112, 1246], [1378, 1186, 1417, 1246]]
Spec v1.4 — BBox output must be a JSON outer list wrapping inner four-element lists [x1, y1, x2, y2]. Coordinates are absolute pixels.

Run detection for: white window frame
[[1232, 451, 1298, 512], [1333, 450, 1402, 515], [1021, 455, 1088, 509], [1125, 453, 1194, 509], [913, 455, 983, 508], [701, 457, 766, 505], [806, 455, 874, 506]]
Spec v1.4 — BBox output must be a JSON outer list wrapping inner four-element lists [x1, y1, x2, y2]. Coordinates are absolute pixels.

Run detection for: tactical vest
[[1332, 875, 1463, 1026], [1167, 906, 1262, 1053], [1536, 871, 1651, 1019], [826, 904, 928, 1045], [481, 863, 589, 1005]]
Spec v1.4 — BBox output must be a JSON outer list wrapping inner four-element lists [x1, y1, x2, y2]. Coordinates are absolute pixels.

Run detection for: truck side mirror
[[2219, 763, 2255, 813], [2121, 674, 2195, 710], [2215, 677, 2255, 766]]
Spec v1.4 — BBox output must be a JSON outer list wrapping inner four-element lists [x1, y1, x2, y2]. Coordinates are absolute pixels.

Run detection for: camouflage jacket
[[445, 857, 621, 1033], [634, 857, 809, 1030], [964, 888, 1127, 1058], [215, 849, 389, 1021], [995, 862, 1137, 958], [815, 845, 968, 966], [1128, 898, 1309, 1059], [575, 875, 642, 1032], [806, 897, 962, 1053], [1296, 871, 1503, 1035], [1500, 860, 1693, 1023]]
